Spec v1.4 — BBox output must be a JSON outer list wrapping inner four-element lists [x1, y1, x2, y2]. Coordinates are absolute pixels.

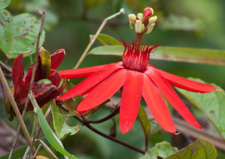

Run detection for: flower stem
[[85, 123, 146, 154], [74, 8, 125, 69], [87, 106, 119, 124]]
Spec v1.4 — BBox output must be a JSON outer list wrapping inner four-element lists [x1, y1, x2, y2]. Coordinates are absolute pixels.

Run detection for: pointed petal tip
[[173, 131, 181, 135], [120, 121, 133, 134], [197, 125, 202, 129], [55, 97, 61, 101], [120, 127, 130, 134]]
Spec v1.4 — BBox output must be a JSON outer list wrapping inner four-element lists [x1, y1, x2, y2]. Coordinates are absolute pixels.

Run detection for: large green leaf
[[166, 139, 217, 159], [51, 101, 80, 139], [140, 141, 178, 159], [34, 101, 77, 159], [177, 78, 225, 138], [0, 0, 11, 10], [89, 45, 225, 65], [0, 11, 45, 58]]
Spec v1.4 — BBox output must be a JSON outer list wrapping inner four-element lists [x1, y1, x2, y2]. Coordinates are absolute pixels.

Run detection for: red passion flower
[[11, 49, 65, 112], [57, 8, 217, 134]]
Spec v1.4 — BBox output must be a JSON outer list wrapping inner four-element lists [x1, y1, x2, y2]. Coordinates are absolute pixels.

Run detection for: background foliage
[[0, 0, 225, 159]]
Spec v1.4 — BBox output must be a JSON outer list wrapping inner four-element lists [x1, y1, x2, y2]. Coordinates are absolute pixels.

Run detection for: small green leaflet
[[94, 33, 122, 46], [52, 101, 80, 139], [140, 141, 178, 159]]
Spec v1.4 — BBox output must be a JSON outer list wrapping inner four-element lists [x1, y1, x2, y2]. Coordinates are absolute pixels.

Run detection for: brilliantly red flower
[[56, 41, 216, 134], [56, 8, 217, 134], [11, 49, 65, 111]]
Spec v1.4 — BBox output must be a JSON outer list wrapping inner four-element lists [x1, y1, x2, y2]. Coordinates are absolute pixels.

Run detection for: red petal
[[145, 67, 202, 129], [143, 74, 176, 133], [58, 64, 107, 79], [51, 49, 66, 70], [56, 63, 122, 100], [154, 67, 216, 93], [77, 69, 127, 113], [120, 70, 143, 134], [12, 54, 24, 98]]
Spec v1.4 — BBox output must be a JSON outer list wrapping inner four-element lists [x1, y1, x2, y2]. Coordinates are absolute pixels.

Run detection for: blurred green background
[[1, 0, 225, 158]]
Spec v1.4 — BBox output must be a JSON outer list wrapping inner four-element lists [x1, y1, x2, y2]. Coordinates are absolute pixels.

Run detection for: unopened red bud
[[144, 7, 154, 16]]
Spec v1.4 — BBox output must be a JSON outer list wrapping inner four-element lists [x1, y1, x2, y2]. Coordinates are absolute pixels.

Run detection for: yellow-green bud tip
[[135, 20, 142, 33], [128, 14, 136, 22], [149, 16, 157, 24]]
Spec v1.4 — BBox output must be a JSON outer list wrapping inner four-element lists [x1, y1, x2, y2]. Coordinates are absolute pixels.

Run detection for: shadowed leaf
[[166, 139, 217, 159], [138, 106, 150, 136]]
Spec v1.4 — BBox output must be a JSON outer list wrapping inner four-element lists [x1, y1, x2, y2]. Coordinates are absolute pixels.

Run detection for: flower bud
[[128, 14, 136, 22], [149, 16, 157, 24], [144, 7, 154, 17], [146, 23, 155, 34], [137, 13, 144, 21], [135, 20, 142, 33]]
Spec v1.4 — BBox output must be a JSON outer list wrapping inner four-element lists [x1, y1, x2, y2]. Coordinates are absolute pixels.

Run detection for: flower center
[[122, 41, 158, 72]]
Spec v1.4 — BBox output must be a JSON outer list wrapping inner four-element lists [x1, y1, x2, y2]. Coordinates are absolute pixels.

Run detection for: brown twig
[[0, 68, 36, 154], [8, 10, 46, 158], [85, 123, 146, 154], [87, 106, 120, 124]]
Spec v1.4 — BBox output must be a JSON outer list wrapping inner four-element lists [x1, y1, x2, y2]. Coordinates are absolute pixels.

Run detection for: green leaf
[[166, 139, 217, 159], [0, 11, 45, 58], [35, 101, 77, 159], [158, 14, 203, 32], [89, 45, 123, 56], [0, 0, 11, 10], [51, 101, 80, 139], [138, 106, 150, 136], [140, 141, 178, 159], [94, 33, 122, 46], [89, 45, 225, 65], [177, 78, 225, 138]]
